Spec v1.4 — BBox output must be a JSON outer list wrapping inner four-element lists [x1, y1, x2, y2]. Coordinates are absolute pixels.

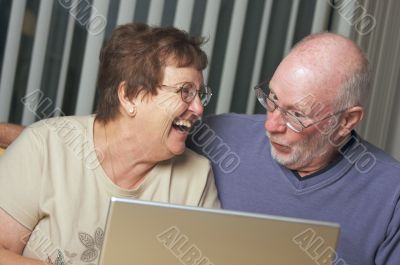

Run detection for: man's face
[[266, 125, 332, 170], [265, 57, 338, 172]]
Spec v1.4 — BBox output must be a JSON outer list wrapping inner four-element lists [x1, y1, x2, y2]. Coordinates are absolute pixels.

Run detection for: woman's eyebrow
[[170, 81, 192, 87], [173, 81, 204, 91]]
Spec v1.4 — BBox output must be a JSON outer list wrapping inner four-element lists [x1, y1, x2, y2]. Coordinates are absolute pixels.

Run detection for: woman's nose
[[188, 95, 204, 117]]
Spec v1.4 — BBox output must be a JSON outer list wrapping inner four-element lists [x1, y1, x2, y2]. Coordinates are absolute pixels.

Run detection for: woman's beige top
[[0, 115, 220, 265]]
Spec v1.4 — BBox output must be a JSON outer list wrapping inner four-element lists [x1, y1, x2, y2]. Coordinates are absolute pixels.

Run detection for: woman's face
[[134, 65, 204, 160]]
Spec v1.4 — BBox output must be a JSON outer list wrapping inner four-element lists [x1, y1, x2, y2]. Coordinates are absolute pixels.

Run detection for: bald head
[[292, 32, 366, 62], [267, 33, 369, 172], [273, 32, 370, 110]]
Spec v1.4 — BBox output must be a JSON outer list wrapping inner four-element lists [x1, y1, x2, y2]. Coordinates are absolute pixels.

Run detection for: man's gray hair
[[334, 61, 371, 110]]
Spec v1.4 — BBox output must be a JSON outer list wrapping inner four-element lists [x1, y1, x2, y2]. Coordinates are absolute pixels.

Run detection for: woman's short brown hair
[[95, 23, 208, 123]]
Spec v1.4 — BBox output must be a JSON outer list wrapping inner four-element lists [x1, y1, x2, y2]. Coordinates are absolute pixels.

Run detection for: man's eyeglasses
[[160, 82, 213, 107], [254, 81, 347, 133]]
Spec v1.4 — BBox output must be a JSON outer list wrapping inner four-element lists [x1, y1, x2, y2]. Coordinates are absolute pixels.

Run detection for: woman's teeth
[[173, 119, 192, 132]]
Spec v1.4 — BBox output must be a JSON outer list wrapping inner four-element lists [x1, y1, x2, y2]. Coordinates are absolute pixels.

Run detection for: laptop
[[99, 197, 340, 265]]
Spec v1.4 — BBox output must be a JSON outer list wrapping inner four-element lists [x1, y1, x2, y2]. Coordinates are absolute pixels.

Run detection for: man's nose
[[264, 110, 287, 133]]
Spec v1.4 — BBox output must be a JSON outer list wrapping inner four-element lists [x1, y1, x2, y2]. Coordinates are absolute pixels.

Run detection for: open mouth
[[172, 118, 192, 133], [271, 141, 290, 152]]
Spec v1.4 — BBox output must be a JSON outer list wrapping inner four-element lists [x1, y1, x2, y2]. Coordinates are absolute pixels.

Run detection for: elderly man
[[189, 32, 400, 265]]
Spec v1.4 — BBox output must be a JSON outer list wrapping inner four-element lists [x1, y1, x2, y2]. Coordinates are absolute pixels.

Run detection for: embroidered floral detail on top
[[78, 227, 104, 263], [47, 250, 71, 265]]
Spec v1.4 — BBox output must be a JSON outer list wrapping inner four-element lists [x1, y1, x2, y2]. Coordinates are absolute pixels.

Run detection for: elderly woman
[[0, 23, 219, 265]]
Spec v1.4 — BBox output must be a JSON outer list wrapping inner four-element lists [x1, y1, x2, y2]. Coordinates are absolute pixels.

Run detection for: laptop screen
[[99, 197, 339, 265]]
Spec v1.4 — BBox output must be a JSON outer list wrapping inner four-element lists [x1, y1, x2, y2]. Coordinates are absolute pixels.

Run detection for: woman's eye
[[181, 89, 190, 97]]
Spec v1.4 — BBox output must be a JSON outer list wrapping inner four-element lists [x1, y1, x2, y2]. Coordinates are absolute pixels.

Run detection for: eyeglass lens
[[256, 85, 304, 132], [180, 83, 211, 106]]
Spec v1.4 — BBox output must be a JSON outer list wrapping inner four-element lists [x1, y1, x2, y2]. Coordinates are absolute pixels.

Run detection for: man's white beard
[[267, 131, 331, 170]]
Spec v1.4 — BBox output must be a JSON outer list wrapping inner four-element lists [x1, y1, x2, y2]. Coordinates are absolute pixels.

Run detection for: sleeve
[[197, 167, 221, 209], [375, 196, 400, 265], [0, 126, 44, 230]]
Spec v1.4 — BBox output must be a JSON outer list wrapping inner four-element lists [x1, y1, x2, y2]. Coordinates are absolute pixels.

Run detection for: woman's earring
[[128, 105, 136, 117]]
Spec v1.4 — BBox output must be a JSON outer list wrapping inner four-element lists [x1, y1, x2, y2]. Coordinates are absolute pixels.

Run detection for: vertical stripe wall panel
[[311, 0, 331, 33], [103, 0, 120, 40], [292, 0, 316, 46], [134, 0, 151, 23], [204, 0, 237, 114], [117, 0, 136, 25], [0, 0, 27, 122], [21, 0, 54, 125], [283, 0, 300, 55], [215, 0, 248, 114], [160, 0, 178, 26], [55, 0, 79, 115], [0, 1, 12, 76], [75, 0, 109, 115], [330, 0, 354, 37], [201, 0, 221, 84], [362, 0, 400, 148], [230, 0, 267, 113], [148, 0, 165, 26], [356, 0, 400, 160], [253, 0, 294, 114], [173, 0, 195, 31], [246, 0, 273, 114], [189, 0, 207, 37], [36, 2, 70, 119]]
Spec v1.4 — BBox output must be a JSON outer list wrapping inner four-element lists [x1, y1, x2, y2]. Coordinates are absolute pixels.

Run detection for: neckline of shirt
[[86, 115, 170, 197], [271, 131, 358, 194]]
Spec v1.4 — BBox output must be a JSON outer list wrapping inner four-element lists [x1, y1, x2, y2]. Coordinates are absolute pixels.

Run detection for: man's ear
[[337, 106, 364, 137], [117, 81, 136, 117]]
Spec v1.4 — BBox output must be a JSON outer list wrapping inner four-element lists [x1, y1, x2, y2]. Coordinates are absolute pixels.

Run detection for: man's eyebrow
[[270, 87, 308, 114]]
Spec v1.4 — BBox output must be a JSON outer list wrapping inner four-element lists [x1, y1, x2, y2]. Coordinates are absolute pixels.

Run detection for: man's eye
[[269, 93, 278, 101], [291, 111, 306, 119]]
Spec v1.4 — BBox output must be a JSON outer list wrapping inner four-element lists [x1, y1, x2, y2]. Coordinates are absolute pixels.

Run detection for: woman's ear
[[337, 106, 364, 137], [117, 81, 136, 117]]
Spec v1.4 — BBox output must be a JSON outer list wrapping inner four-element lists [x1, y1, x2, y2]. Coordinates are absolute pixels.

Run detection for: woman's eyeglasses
[[160, 82, 213, 106]]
